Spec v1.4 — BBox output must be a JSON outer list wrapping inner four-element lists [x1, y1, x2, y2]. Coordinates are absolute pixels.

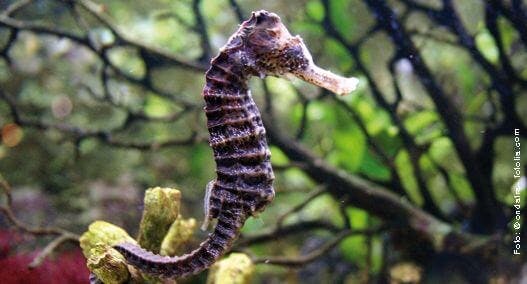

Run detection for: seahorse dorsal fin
[[201, 180, 215, 231]]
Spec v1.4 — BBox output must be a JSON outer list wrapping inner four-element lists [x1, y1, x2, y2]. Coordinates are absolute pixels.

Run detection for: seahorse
[[113, 10, 358, 278]]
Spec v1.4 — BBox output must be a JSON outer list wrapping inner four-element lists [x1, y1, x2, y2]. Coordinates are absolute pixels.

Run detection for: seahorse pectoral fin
[[201, 180, 215, 231]]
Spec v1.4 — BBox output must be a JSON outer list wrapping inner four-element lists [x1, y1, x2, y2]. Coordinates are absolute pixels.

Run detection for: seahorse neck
[[204, 50, 254, 94]]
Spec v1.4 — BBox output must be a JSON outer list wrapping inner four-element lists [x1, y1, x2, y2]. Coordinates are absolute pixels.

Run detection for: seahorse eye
[[255, 14, 265, 25], [266, 29, 278, 38]]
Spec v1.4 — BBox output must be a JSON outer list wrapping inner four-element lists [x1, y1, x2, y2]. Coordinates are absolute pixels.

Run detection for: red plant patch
[[0, 230, 89, 284]]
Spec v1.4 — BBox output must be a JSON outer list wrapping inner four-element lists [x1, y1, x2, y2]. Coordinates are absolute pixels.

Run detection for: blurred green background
[[0, 0, 526, 283]]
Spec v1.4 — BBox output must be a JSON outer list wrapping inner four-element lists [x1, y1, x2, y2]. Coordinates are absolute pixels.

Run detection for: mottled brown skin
[[114, 10, 357, 279]]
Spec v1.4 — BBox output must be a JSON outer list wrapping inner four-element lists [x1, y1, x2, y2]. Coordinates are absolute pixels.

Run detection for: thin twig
[[1, 0, 32, 17], [252, 229, 368, 267], [276, 187, 326, 226], [28, 233, 79, 269], [238, 219, 341, 247], [0, 174, 80, 268]]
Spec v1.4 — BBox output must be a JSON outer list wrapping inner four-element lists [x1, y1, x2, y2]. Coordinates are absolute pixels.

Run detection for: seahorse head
[[235, 10, 359, 95], [239, 11, 311, 75]]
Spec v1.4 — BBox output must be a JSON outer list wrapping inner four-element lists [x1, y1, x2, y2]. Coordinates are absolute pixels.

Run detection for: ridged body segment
[[203, 52, 275, 220]]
